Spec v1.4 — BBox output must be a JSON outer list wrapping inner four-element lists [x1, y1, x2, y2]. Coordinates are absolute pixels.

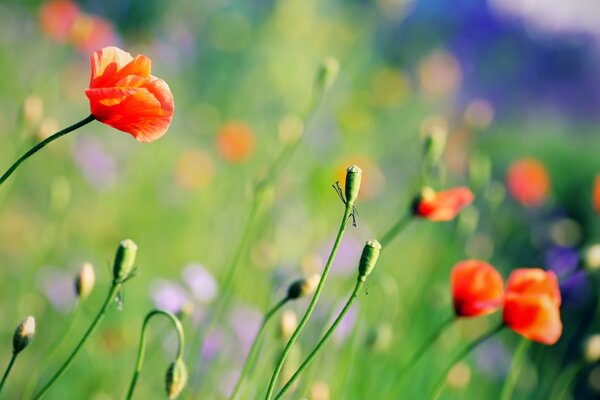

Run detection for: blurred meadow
[[0, 0, 600, 399]]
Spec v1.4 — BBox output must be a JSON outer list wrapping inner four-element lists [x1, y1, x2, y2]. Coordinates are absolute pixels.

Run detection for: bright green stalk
[[0, 114, 95, 186], [275, 278, 364, 399], [33, 283, 120, 399], [229, 297, 289, 400], [265, 202, 353, 400], [126, 310, 185, 400], [499, 338, 530, 400], [0, 353, 17, 394], [379, 213, 411, 247]]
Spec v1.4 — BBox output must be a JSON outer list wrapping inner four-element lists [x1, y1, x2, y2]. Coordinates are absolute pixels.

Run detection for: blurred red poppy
[[503, 269, 562, 345], [451, 260, 504, 317], [216, 122, 254, 163], [414, 187, 474, 221], [85, 47, 174, 142], [506, 158, 550, 207], [39, 0, 80, 42], [593, 174, 600, 214], [70, 15, 118, 55]]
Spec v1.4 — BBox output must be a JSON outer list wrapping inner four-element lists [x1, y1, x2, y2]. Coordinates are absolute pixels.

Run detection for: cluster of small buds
[[165, 358, 188, 399], [286, 274, 320, 300], [13, 316, 36, 355]]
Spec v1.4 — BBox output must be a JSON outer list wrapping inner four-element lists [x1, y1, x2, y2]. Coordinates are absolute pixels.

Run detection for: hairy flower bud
[[358, 240, 381, 281], [74, 262, 95, 299], [113, 239, 138, 282], [13, 316, 35, 354], [344, 165, 362, 205], [287, 274, 320, 300], [165, 359, 188, 399]]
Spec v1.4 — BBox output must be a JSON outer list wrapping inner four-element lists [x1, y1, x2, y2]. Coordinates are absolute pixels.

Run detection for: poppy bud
[[423, 126, 446, 168], [113, 239, 138, 282], [413, 186, 474, 222], [74, 262, 95, 299], [344, 165, 362, 205], [13, 316, 35, 354], [287, 274, 320, 300], [358, 240, 381, 281], [584, 335, 600, 363], [279, 310, 298, 341], [165, 359, 188, 399], [584, 244, 600, 271], [316, 57, 339, 92]]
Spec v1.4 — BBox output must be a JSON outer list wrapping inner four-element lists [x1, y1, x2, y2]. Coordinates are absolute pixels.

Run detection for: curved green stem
[[0, 353, 18, 394], [499, 338, 530, 400], [126, 309, 185, 400], [379, 213, 412, 247], [431, 324, 504, 400], [387, 315, 455, 396], [265, 203, 353, 400], [548, 360, 584, 400], [275, 278, 364, 399], [0, 114, 95, 186], [229, 297, 289, 400], [33, 282, 120, 399], [23, 300, 80, 399]]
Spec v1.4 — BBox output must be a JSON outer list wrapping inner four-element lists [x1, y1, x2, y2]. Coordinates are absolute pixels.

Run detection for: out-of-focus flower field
[[1, 0, 600, 399]]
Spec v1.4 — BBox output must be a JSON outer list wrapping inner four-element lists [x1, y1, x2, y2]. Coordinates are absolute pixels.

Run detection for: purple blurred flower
[[545, 246, 579, 278], [73, 136, 117, 189], [182, 263, 218, 303], [201, 327, 225, 362], [37, 267, 75, 313], [474, 338, 511, 379], [229, 306, 262, 357], [332, 302, 358, 344], [150, 280, 190, 313], [320, 234, 362, 276], [559, 270, 592, 308]]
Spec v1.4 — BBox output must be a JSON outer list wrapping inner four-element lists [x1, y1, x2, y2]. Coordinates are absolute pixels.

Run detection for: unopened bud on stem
[[358, 240, 381, 281], [113, 239, 138, 283], [423, 127, 447, 167], [165, 358, 188, 399], [13, 316, 35, 354], [75, 262, 95, 299], [344, 165, 362, 205], [287, 274, 320, 300], [316, 57, 340, 92]]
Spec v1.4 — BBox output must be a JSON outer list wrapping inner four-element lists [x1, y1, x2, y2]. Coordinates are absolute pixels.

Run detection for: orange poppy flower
[[593, 174, 600, 214], [85, 47, 174, 143], [451, 260, 504, 317], [506, 158, 550, 207], [216, 122, 254, 163], [39, 0, 80, 42], [503, 269, 562, 345], [414, 186, 474, 221]]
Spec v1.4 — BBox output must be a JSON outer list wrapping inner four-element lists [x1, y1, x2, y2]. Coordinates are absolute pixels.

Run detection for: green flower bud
[[13, 316, 35, 354], [358, 240, 381, 281], [287, 274, 320, 300], [113, 239, 138, 282], [165, 359, 188, 399], [344, 165, 362, 205], [423, 126, 447, 167], [74, 262, 95, 300], [315, 57, 340, 92]]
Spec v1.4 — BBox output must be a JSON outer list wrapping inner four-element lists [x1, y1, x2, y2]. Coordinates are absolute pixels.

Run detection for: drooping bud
[[423, 126, 447, 168], [165, 359, 188, 399], [113, 239, 138, 282], [287, 274, 320, 300], [358, 240, 381, 281], [344, 165, 362, 205], [75, 262, 96, 299], [13, 316, 35, 354], [315, 57, 340, 92], [176, 302, 194, 321]]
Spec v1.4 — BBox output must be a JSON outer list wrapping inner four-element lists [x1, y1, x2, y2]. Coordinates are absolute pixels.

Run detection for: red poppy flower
[[414, 186, 474, 221], [85, 47, 174, 143], [593, 174, 600, 214], [216, 122, 254, 163], [451, 260, 504, 317], [503, 269, 562, 345], [506, 158, 550, 207], [39, 0, 80, 42]]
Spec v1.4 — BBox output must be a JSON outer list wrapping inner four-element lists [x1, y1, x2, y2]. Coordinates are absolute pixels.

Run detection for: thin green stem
[[229, 297, 289, 400], [548, 360, 584, 400], [0, 114, 95, 186], [431, 324, 504, 400], [499, 338, 530, 400], [33, 282, 120, 399], [126, 309, 185, 400], [379, 213, 412, 247], [387, 315, 455, 396], [0, 353, 18, 394], [275, 278, 364, 399], [265, 203, 353, 400], [23, 300, 80, 399]]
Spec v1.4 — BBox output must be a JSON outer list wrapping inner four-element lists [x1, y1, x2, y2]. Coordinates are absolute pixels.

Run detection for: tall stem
[[499, 338, 530, 400], [265, 203, 353, 400], [275, 278, 364, 399], [431, 324, 504, 400], [229, 297, 289, 400], [126, 310, 185, 400], [33, 282, 119, 399], [0, 353, 17, 394], [387, 315, 455, 396], [0, 114, 95, 186], [379, 213, 411, 247]]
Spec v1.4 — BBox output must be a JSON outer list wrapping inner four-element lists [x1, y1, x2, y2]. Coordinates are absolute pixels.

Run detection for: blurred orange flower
[[503, 269, 562, 345], [70, 15, 118, 55], [451, 260, 504, 317], [506, 158, 550, 207], [85, 47, 174, 142], [216, 122, 254, 163], [39, 0, 80, 41], [414, 187, 474, 221], [335, 156, 385, 201], [593, 174, 600, 214]]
